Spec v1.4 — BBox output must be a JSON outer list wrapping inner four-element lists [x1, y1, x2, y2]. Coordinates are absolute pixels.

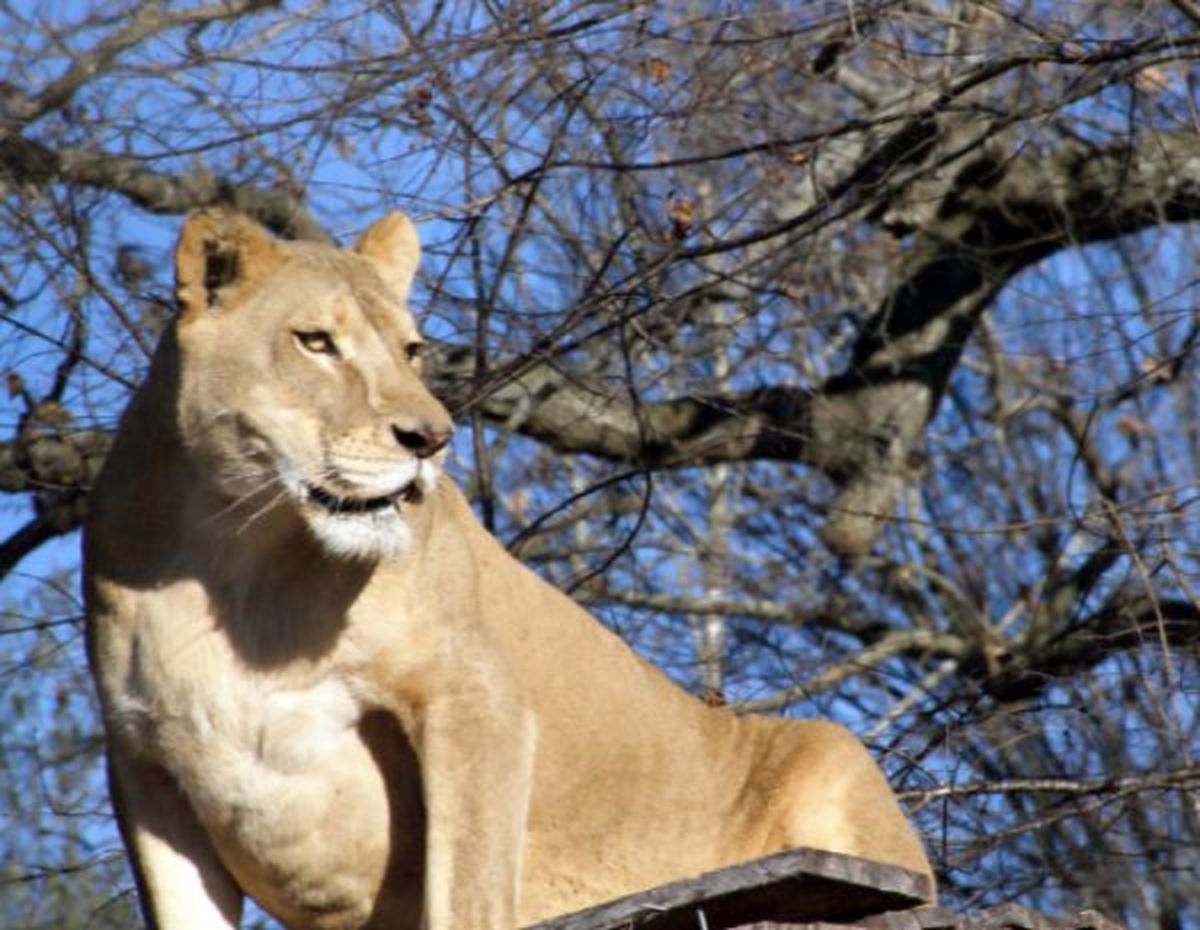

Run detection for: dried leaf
[[1139, 356, 1171, 383], [405, 84, 435, 126], [644, 57, 671, 84], [1116, 414, 1153, 445], [666, 192, 695, 238], [1132, 65, 1172, 95]]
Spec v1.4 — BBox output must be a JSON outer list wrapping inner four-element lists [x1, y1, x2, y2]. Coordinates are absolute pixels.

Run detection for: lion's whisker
[[231, 483, 296, 537], [200, 473, 286, 527]]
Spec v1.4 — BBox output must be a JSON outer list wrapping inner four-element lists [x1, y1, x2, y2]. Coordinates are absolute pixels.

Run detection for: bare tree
[[1, 2, 1197, 928]]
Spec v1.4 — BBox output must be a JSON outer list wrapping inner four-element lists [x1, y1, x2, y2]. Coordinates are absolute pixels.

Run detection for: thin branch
[[0, 514, 64, 579], [1169, 0, 1200, 29], [901, 765, 1200, 803], [6, 0, 284, 128], [733, 629, 969, 714]]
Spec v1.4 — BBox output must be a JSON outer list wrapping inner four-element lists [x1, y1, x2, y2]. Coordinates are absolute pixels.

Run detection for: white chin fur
[[305, 507, 414, 561], [296, 462, 440, 562]]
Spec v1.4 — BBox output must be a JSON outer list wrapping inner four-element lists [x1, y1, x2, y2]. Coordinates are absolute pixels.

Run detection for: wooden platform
[[530, 847, 935, 930]]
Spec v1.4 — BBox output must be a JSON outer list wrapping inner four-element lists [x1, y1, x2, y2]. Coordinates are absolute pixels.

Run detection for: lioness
[[84, 208, 933, 930]]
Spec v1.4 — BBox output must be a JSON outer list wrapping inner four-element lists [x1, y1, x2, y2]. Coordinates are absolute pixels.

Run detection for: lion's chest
[[155, 670, 362, 809], [116, 623, 402, 925], [120, 622, 355, 785]]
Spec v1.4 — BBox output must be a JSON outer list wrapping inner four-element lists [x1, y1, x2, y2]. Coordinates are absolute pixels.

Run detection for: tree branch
[[985, 596, 1200, 702], [733, 629, 970, 714], [900, 765, 1200, 803], [5, 0, 284, 129], [435, 130, 1200, 555], [0, 136, 329, 241], [0, 429, 110, 498], [0, 513, 65, 578], [0, 428, 109, 580]]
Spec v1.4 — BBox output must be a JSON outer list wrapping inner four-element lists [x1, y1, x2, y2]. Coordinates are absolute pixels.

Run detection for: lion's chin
[[296, 472, 438, 562], [303, 505, 414, 561]]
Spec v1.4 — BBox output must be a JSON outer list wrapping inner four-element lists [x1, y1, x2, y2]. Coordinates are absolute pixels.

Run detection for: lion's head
[[170, 208, 454, 561]]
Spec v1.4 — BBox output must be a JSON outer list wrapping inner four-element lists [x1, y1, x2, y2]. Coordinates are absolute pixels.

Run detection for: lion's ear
[[175, 208, 283, 318], [354, 213, 420, 304]]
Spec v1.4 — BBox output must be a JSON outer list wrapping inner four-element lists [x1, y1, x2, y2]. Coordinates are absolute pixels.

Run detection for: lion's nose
[[391, 423, 452, 458]]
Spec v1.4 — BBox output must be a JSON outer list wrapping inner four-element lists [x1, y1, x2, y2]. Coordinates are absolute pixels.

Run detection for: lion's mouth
[[305, 481, 423, 515]]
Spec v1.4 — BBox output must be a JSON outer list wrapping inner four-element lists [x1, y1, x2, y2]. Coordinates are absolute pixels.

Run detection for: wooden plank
[[860, 905, 958, 930], [529, 848, 935, 930], [956, 905, 1129, 930]]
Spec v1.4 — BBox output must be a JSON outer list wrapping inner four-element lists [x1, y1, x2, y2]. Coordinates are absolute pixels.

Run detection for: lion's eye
[[294, 330, 340, 357], [404, 342, 424, 363]]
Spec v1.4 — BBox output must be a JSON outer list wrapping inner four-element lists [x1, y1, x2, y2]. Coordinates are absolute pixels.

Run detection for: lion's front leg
[[409, 672, 536, 930], [108, 756, 243, 930]]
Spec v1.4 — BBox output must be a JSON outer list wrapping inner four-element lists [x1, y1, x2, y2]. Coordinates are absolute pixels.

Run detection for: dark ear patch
[[175, 208, 283, 319], [202, 241, 241, 306]]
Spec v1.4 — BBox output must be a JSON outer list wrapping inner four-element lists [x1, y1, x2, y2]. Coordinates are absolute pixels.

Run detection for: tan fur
[[84, 209, 934, 930]]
